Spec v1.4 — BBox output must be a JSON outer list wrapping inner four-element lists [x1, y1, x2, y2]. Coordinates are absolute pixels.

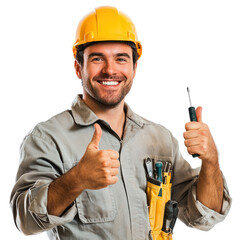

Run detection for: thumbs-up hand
[[183, 107, 218, 165], [76, 123, 120, 190]]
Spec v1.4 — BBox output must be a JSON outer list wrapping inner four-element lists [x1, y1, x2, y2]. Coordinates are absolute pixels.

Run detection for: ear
[[74, 60, 82, 79], [133, 61, 138, 78]]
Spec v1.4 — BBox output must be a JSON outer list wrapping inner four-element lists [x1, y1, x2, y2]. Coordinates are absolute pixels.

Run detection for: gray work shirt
[[10, 95, 231, 240]]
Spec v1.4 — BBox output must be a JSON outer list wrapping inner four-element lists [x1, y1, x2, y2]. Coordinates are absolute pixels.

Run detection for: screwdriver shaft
[[187, 87, 192, 106]]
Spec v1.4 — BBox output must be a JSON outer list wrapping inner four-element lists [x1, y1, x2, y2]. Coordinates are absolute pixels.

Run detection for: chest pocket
[[76, 186, 117, 223], [63, 161, 117, 224]]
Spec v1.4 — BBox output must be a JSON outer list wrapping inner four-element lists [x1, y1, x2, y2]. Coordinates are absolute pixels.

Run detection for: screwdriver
[[155, 162, 163, 196], [155, 162, 163, 182], [187, 87, 199, 158]]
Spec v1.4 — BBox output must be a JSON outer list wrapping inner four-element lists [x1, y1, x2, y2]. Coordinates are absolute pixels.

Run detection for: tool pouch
[[145, 159, 175, 240]]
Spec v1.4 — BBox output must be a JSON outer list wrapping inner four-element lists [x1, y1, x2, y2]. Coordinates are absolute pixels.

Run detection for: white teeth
[[101, 81, 119, 86]]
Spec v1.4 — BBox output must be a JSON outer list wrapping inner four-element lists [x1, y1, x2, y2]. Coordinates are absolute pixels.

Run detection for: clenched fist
[[76, 123, 120, 190]]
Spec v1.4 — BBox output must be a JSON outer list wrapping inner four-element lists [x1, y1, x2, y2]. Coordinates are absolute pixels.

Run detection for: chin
[[97, 98, 123, 108]]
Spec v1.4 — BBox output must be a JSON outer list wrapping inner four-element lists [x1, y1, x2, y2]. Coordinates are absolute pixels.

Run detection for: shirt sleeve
[[171, 135, 232, 231], [10, 128, 77, 235], [184, 176, 232, 230]]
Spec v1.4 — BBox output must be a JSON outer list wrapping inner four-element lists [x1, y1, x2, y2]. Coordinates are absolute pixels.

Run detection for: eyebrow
[[88, 53, 104, 58], [116, 53, 131, 59], [88, 52, 131, 59]]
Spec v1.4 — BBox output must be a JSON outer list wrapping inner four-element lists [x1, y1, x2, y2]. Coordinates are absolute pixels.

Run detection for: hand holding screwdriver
[[183, 105, 223, 213], [184, 106, 218, 164]]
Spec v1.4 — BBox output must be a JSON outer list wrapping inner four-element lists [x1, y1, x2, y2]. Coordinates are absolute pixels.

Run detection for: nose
[[102, 60, 116, 76]]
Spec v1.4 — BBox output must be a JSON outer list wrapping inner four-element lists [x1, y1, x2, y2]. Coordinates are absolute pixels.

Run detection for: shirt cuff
[[187, 176, 232, 231], [28, 179, 77, 227]]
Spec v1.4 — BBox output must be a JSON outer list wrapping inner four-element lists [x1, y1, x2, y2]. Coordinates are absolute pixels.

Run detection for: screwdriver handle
[[155, 162, 163, 196], [188, 107, 199, 158], [188, 106, 197, 122], [155, 162, 163, 182]]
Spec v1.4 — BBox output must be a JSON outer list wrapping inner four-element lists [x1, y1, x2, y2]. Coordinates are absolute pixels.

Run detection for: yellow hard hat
[[73, 6, 142, 59]]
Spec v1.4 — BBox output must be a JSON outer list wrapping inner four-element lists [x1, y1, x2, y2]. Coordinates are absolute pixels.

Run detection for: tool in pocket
[[144, 158, 178, 240]]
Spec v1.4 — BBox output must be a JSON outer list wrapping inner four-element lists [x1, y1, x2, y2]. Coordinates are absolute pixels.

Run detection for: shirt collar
[[71, 95, 150, 127], [71, 95, 99, 126]]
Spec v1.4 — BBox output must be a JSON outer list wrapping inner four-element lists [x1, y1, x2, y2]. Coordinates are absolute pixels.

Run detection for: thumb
[[196, 106, 203, 123], [88, 123, 102, 150]]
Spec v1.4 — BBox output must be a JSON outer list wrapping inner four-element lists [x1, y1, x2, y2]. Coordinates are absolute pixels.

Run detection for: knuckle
[[103, 168, 110, 176], [183, 131, 188, 139], [202, 144, 208, 152], [185, 123, 190, 130], [101, 160, 110, 167], [198, 145, 205, 153], [109, 150, 119, 159], [200, 130, 208, 137], [98, 150, 108, 159]]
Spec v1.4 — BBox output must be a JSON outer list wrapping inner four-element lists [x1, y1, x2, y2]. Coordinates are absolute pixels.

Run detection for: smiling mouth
[[98, 81, 120, 86]]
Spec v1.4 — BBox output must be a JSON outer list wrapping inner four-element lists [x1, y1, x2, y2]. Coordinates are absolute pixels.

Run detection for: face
[[75, 42, 137, 108]]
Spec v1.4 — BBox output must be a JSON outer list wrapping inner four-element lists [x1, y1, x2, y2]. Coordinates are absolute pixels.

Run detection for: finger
[[110, 167, 119, 176], [196, 106, 203, 123], [110, 159, 120, 168], [184, 138, 200, 147], [101, 173, 119, 186], [105, 150, 119, 160], [185, 121, 201, 131], [107, 176, 119, 185], [88, 123, 102, 150], [183, 130, 199, 139], [186, 145, 202, 156]]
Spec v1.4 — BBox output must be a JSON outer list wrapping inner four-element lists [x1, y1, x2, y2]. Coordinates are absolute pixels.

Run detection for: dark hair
[[75, 41, 139, 67]]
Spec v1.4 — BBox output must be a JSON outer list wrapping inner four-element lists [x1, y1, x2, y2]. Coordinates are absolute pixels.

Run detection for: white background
[[1, 0, 239, 239]]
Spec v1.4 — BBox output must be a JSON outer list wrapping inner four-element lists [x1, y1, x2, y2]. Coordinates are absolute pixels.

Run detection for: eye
[[92, 57, 102, 62], [91, 57, 103, 62], [116, 57, 128, 63]]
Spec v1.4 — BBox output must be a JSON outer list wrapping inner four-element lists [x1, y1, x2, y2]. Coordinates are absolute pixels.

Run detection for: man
[[10, 6, 231, 240]]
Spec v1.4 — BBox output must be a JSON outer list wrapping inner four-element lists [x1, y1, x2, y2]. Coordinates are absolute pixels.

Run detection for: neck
[[83, 96, 126, 139]]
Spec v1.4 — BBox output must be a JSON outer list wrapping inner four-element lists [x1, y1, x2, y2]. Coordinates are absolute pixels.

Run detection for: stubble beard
[[83, 78, 133, 108]]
